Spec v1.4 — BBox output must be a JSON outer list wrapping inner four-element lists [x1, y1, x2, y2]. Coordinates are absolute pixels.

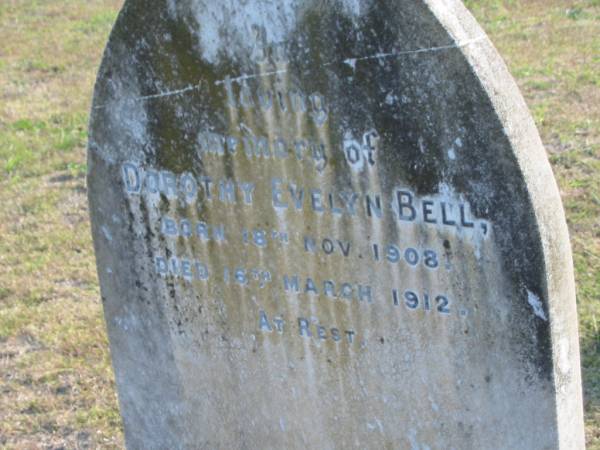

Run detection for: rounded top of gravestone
[[88, 1, 584, 448]]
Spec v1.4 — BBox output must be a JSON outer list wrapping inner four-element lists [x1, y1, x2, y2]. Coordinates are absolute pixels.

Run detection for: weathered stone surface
[[88, 1, 584, 448]]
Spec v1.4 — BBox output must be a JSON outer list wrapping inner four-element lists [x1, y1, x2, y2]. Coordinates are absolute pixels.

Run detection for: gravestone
[[88, 0, 584, 448]]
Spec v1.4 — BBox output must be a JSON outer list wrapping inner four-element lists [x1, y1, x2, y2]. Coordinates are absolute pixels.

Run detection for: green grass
[[0, 1, 123, 447], [0, 0, 599, 447]]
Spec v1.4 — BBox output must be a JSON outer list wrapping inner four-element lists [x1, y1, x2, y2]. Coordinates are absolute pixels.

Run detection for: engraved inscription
[[118, 64, 494, 348]]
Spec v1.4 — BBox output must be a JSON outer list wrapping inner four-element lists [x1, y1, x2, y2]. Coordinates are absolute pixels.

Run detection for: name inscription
[[123, 163, 490, 236]]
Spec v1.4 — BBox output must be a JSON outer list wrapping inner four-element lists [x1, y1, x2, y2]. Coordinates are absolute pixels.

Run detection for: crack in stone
[[94, 36, 486, 109], [339, 35, 487, 68], [93, 82, 202, 110]]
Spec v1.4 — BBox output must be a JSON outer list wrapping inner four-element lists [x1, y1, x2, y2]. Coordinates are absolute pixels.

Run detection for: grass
[[0, 1, 124, 447], [0, 0, 598, 447]]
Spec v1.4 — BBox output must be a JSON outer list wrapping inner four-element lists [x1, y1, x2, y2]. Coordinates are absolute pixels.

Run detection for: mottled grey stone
[[87, 1, 584, 448]]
